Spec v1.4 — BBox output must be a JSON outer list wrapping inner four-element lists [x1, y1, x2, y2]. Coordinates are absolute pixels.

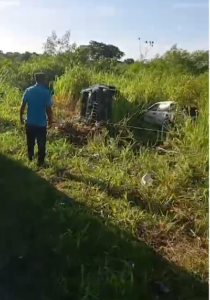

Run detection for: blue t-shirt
[[22, 84, 53, 126]]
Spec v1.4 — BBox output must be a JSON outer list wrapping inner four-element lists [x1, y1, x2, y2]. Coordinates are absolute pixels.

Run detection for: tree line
[[0, 30, 208, 90]]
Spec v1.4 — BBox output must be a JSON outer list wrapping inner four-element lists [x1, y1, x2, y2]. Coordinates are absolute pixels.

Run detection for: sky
[[0, 0, 209, 59]]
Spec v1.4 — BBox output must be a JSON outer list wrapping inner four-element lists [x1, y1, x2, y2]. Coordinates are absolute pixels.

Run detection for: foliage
[[43, 30, 76, 55], [0, 31, 208, 90]]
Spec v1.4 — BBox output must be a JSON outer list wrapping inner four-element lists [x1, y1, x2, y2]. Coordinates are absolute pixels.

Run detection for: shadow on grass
[[0, 153, 208, 300]]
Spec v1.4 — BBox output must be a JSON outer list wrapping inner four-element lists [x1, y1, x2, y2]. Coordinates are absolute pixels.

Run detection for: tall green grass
[[54, 66, 208, 118]]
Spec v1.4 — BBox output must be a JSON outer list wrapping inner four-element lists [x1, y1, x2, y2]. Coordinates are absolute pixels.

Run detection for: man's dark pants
[[25, 124, 47, 164]]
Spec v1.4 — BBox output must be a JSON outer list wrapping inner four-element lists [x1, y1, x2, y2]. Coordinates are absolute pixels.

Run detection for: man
[[20, 73, 53, 166]]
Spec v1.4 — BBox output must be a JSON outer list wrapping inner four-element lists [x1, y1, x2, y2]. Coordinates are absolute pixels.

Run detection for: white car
[[141, 101, 177, 126]]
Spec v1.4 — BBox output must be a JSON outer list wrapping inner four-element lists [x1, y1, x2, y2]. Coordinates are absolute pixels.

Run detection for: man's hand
[[46, 105, 53, 128], [20, 102, 26, 125], [48, 119, 53, 128], [20, 116, 25, 125]]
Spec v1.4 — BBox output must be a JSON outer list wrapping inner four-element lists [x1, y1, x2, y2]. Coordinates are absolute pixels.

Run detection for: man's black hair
[[34, 72, 46, 83]]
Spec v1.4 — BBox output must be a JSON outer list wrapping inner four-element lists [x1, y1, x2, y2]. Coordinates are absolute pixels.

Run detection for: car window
[[169, 103, 177, 112], [148, 104, 160, 111]]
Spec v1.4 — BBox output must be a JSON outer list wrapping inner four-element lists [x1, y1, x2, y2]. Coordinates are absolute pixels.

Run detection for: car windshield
[[157, 103, 170, 112], [148, 102, 176, 112]]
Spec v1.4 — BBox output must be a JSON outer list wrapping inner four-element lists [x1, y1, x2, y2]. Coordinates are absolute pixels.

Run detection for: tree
[[73, 45, 91, 64], [162, 45, 209, 74], [190, 50, 209, 74], [88, 41, 124, 60], [21, 52, 32, 61], [124, 58, 134, 64], [73, 41, 124, 64], [43, 30, 72, 55]]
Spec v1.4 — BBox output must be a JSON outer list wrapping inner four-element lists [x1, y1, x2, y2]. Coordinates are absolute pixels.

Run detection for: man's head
[[34, 72, 47, 85]]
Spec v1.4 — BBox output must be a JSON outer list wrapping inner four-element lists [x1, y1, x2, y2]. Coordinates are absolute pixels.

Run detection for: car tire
[[163, 119, 174, 131]]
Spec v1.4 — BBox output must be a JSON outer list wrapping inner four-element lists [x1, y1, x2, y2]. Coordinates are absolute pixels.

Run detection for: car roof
[[148, 101, 176, 107], [155, 101, 176, 105], [81, 84, 117, 93]]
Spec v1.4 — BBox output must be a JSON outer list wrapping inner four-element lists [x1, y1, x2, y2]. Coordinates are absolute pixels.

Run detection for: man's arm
[[20, 89, 28, 124], [46, 106, 53, 127], [45, 91, 53, 127]]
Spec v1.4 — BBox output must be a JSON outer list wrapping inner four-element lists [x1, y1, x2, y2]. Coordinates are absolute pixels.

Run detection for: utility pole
[[138, 38, 154, 61], [138, 37, 142, 61], [144, 41, 154, 59]]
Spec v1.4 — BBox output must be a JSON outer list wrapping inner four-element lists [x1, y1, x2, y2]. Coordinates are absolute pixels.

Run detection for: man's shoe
[[28, 155, 33, 162], [37, 159, 45, 167], [37, 161, 44, 167]]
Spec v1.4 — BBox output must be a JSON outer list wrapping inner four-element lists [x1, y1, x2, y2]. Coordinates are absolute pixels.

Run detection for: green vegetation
[[0, 31, 208, 299]]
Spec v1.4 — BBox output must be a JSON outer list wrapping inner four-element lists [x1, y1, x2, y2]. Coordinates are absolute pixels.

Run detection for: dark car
[[79, 84, 118, 124]]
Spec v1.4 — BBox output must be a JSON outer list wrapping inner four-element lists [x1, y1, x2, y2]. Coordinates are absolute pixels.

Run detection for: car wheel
[[163, 119, 174, 131]]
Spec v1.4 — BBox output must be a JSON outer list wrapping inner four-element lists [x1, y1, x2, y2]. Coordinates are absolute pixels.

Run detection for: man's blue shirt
[[22, 84, 53, 127]]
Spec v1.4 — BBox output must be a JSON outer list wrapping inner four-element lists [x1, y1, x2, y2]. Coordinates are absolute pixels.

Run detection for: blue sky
[[0, 0, 209, 59]]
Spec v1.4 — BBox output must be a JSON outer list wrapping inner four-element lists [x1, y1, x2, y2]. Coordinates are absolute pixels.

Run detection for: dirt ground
[[52, 121, 103, 146]]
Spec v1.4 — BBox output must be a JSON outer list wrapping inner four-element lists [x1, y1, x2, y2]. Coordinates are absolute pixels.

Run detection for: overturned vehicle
[[79, 84, 118, 124]]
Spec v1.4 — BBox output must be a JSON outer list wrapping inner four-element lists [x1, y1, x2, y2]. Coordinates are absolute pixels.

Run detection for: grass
[[0, 67, 208, 299]]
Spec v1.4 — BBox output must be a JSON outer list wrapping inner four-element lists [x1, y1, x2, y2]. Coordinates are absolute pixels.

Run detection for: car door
[[143, 103, 160, 124], [168, 103, 177, 123], [155, 103, 171, 125]]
